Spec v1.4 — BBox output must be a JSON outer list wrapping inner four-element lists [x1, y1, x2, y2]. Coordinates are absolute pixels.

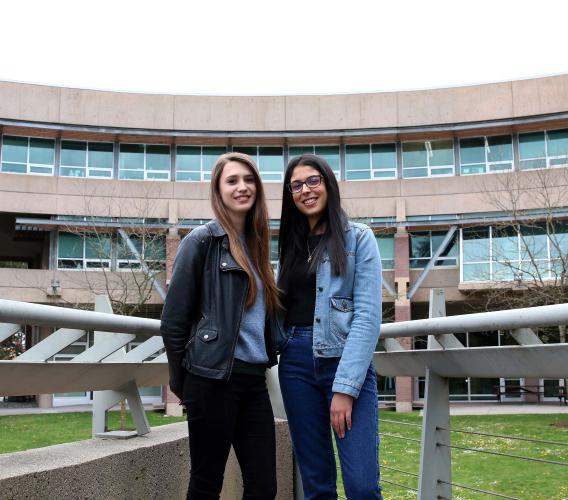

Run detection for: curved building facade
[[1, 75, 567, 408]]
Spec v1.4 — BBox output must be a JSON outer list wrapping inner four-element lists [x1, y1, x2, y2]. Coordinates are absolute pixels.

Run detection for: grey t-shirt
[[234, 242, 268, 365]]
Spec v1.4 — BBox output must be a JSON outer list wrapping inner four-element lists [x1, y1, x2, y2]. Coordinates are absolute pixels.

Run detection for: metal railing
[[1, 291, 568, 498]]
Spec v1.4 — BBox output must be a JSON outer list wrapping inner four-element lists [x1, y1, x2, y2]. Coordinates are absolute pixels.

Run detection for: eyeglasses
[[287, 175, 323, 194]]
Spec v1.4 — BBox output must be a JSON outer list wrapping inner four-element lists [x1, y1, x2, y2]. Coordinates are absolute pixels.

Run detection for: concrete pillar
[[394, 229, 413, 412], [164, 228, 182, 416], [37, 393, 53, 409], [165, 228, 181, 286], [36, 326, 54, 408], [523, 377, 541, 403]]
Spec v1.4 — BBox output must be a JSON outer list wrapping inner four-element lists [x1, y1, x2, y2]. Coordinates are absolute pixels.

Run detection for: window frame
[[519, 128, 568, 171], [345, 143, 397, 181], [60, 139, 114, 179], [409, 230, 459, 269], [0, 135, 56, 176], [401, 139, 455, 179], [118, 143, 171, 181], [459, 135, 514, 175], [231, 145, 284, 182], [288, 145, 341, 179]]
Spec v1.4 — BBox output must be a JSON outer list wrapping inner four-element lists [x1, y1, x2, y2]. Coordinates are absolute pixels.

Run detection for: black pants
[[182, 371, 277, 500]]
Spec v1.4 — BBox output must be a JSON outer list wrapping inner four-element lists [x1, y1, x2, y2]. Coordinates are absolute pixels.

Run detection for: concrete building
[[1, 75, 567, 410]]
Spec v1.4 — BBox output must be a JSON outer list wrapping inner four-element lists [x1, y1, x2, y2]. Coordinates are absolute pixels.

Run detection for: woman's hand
[[330, 392, 354, 439]]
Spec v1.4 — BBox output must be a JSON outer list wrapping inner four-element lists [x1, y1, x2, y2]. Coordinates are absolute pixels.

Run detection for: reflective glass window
[[1, 135, 54, 175], [289, 145, 340, 178], [402, 140, 454, 178], [61, 141, 113, 178], [376, 234, 394, 270], [461, 135, 513, 175], [346, 143, 396, 180], [233, 146, 284, 181], [119, 144, 170, 181]]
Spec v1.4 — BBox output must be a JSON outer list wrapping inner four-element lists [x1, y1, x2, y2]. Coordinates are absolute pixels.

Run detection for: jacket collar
[[206, 219, 227, 238]]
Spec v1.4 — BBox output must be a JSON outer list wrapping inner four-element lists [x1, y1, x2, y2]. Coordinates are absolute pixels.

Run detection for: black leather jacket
[[160, 220, 278, 398]]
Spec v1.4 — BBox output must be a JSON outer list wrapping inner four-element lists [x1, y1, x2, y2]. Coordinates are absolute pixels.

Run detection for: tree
[[465, 167, 568, 393], [53, 184, 168, 316]]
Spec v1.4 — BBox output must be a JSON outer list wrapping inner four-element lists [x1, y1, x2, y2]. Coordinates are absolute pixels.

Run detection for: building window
[[460, 135, 513, 175], [460, 223, 568, 282], [117, 234, 166, 271], [402, 140, 454, 178], [289, 145, 341, 178], [119, 144, 170, 180], [176, 146, 226, 181], [60, 141, 114, 178], [57, 232, 112, 270], [409, 230, 458, 269], [345, 144, 397, 180], [375, 234, 395, 270], [270, 236, 279, 270], [519, 129, 568, 170], [233, 146, 284, 181], [1, 135, 55, 175]]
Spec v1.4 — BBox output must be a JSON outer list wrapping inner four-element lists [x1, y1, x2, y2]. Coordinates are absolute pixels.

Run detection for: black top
[[284, 235, 322, 327]]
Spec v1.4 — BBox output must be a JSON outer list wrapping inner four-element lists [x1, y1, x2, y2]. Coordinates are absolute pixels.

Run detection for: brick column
[[164, 228, 183, 417], [394, 229, 414, 412]]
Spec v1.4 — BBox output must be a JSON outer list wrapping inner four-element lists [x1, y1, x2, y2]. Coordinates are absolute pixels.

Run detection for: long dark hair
[[278, 154, 347, 287], [210, 152, 281, 314]]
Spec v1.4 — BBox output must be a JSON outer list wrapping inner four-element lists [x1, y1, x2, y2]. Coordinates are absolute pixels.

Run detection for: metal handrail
[[2, 298, 568, 340]]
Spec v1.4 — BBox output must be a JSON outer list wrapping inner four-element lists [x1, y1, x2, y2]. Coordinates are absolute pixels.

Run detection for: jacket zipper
[[226, 272, 249, 379]]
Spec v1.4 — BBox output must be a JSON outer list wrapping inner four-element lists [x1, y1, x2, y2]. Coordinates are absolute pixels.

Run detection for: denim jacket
[[279, 221, 382, 398]]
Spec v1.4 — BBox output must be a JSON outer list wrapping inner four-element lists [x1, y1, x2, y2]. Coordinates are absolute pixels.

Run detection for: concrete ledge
[[0, 420, 293, 500]]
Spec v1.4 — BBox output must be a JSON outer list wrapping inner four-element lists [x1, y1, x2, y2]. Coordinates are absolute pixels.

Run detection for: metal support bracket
[[118, 228, 166, 301], [408, 226, 457, 300], [92, 379, 150, 438]]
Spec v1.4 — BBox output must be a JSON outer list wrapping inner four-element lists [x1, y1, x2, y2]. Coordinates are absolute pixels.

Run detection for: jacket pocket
[[196, 329, 218, 343], [329, 297, 354, 340]]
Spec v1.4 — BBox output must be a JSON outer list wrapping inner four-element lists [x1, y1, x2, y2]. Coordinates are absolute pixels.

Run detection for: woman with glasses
[[161, 152, 281, 500], [277, 154, 383, 499]]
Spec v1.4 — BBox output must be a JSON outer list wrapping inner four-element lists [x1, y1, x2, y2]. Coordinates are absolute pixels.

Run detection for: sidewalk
[[0, 403, 162, 417], [445, 402, 568, 416]]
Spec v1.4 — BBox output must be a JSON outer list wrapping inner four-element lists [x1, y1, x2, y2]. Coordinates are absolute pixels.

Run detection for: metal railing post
[[418, 289, 452, 499], [418, 369, 452, 499], [91, 295, 149, 438]]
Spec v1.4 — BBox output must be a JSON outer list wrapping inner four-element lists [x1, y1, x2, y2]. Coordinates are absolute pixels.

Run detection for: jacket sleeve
[[160, 229, 209, 399], [332, 226, 382, 398]]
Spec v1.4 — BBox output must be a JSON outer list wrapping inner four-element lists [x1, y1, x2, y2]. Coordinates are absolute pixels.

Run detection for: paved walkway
[[0, 403, 161, 416], [445, 402, 568, 416]]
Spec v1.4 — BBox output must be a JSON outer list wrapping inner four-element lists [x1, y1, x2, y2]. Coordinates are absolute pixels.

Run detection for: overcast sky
[[2, 0, 568, 95]]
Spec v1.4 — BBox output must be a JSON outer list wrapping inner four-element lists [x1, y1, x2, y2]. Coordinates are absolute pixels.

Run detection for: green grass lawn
[[335, 411, 568, 500], [0, 410, 186, 454], [2, 411, 568, 499]]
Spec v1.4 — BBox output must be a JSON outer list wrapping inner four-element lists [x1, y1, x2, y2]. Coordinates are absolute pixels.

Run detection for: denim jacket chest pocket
[[329, 296, 354, 342]]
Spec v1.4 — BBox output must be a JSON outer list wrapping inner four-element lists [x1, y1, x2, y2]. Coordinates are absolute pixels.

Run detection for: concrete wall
[[0, 268, 166, 304], [1, 75, 568, 131], [0, 421, 294, 500], [3, 168, 567, 221]]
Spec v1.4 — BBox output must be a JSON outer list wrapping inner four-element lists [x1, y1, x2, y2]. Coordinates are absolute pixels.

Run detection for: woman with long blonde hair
[[161, 152, 280, 499]]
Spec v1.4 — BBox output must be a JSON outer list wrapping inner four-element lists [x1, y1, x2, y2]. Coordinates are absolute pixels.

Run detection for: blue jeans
[[278, 326, 382, 500]]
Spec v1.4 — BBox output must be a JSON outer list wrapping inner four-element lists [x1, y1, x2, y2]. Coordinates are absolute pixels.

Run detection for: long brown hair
[[210, 152, 281, 314]]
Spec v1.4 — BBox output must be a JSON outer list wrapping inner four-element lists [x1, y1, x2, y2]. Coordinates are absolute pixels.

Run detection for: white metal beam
[[0, 299, 158, 337], [511, 328, 543, 345], [0, 361, 167, 396], [373, 344, 568, 378], [17, 329, 85, 361], [0, 323, 20, 343]]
